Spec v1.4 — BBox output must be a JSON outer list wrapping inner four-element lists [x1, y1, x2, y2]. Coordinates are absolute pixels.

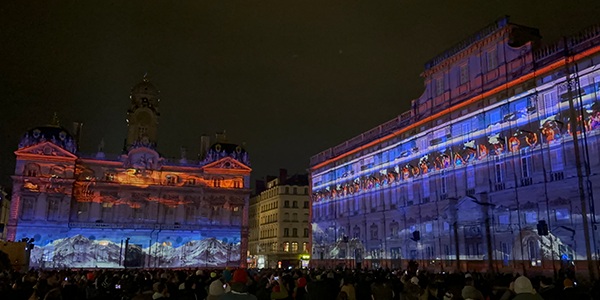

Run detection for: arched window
[[21, 197, 35, 220], [370, 224, 378, 240], [24, 163, 41, 177]]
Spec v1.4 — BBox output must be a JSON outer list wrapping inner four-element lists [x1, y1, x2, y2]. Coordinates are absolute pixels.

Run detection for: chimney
[[72, 122, 83, 151], [279, 169, 288, 186], [199, 135, 210, 160]]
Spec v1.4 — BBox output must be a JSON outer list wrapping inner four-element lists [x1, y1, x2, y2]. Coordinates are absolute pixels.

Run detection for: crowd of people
[[0, 266, 597, 300]]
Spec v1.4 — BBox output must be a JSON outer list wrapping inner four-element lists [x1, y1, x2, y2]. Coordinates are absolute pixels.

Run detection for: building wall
[[249, 181, 310, 268], [9, 143, 251, 269], [310, 20, 600, 272], [0, 189, 9, 240]]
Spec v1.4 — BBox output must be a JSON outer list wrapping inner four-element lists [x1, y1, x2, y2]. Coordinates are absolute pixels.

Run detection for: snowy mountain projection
[[29, 234, 241, 269]]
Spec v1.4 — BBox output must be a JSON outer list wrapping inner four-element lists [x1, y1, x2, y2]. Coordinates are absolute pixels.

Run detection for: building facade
[[249, 170, 310, 268], [7, 77, 252, 269], [0, 188, 9, 241], [310, 18, 600, 274]]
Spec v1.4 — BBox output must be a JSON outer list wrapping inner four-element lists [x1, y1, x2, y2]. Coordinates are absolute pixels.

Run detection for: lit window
[[303, 242, 308, 252], [283, 242, 290, 252], [543, 91, 558, 116], [291, 242, 298, 252], [526, 212, 537, 224], [556, 208, 569, 221], [425, 223, 433, 232], [443, 222, 450, 231], [410, 225, 416, 233], [499, 214, 509, 225]]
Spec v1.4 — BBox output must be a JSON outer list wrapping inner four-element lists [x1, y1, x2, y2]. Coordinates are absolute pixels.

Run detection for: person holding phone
[[216, 269, 257, 300]]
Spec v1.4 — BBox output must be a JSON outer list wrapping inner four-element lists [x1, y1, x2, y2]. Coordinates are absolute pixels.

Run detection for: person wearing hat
[[217, 269, 257, 300], [461, 277, 484, 300], [294, 277, 308, 300], [207, 280, 226, 300], [512, 276, 543, 300], [561, 278, 584, 299]]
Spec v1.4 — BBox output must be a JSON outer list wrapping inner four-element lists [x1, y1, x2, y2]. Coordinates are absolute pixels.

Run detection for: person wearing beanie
[[207, 280, 226, 300], [561, 278, 584, 299], [512, 276, 543, 300], [217, 269, 257, 300]]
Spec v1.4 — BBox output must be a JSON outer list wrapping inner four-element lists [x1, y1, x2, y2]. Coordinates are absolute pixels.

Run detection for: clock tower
[[126, 74, 160, 147]]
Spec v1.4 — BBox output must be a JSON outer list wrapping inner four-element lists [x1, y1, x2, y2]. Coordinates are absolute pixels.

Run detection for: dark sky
[[1, 1, 599, 189]]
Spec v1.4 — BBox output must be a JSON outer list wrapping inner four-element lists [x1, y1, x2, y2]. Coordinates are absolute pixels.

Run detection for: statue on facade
[[180, 146, 187, 164], [96, 139, 105, 158]]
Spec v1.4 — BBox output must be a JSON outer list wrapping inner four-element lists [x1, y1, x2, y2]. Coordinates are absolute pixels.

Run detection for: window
[[272, 243, 277, 251], [21, 198, 35, 220], [436, 77, 444, 96], [284, 201, 290, 208], [460, 64, 469, 85], [304, 228, 309, 237], [443, 222, 450, 231], [47, 198, 60, 221], [303, 201, 309, 208], [489, 110, 501, 124], [284, 228, 289, 237], [293, 201, 298, 208], [550, 149, 563, 171], [370, 224, 378, 240], [423, 177, 430, 197], [495, 158, 504, 183], [543, 91, 558, 116], [499, 214, 509, 225], [521, 155, 531, 178], [283, 242, 290, 252], [467, 165, 475, 189], [487, 48, 497, 71], [425, 222, 433, 232], [440, 171, 447, 194], [285, 187, 289, 194], [293, 228, 298, 237], [303, 242, 308, 252], [166, 175, 176, 184], [556, 208, 569, 221], [304, 188, 308, 194], [526, 212, 537, 224], [293, 188, 297, 194], [292, 213, 298, 221], [291, 242, 298, 252], [304, 213, 309, 222], [407, 183, 414, 200]]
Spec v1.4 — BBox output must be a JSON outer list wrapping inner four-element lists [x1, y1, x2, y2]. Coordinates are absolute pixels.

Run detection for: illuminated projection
[[7, 77, 252, 268], [309, 18, 600, 272]]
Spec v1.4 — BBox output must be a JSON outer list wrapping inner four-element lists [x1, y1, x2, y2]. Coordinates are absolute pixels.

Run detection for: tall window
[[292, 213, 298, 221], [422, 176, 430, 198], [494, 157, 504, 182], [440, 171, 447, 194], [291, 242, 298, 252], [303, 242, 308, 252], [304, 228, 309, 237], [550, 148, 563, 171], [521, 154, 531, 178], [284, 201, 290, 208], [47, 197, 60, 221], [436, 77, 444, 96], [284, 228, 289, 237], [292, 228, 298, 237], [283, 242, 290, 252], [293, 187, 297, 194], [285, 187, 289, 194], [293, 201, 298, 208], [460, 64, 469, 85], [543, 91, 558, 116], [304, 201, 309, 208], [102, 202, 113, 221], [487, 48, 497, 71], [21, 198, 35, 220], [370, 224, 378, 240], [466, 165, 475, 188]]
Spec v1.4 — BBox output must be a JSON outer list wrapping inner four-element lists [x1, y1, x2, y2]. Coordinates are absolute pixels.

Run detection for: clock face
[[142, 98, 149, 106]]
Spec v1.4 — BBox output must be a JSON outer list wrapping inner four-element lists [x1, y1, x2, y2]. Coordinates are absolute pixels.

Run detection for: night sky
[[1, 1, 599, 189]]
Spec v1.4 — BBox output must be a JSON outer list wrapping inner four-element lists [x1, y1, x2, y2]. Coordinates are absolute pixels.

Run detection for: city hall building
[[309, 18, 600, 274], [7, 77, 252, 269]]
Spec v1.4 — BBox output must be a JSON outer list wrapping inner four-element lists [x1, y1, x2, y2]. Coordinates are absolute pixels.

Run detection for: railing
[[521, 177, 533, 186], [550, 171, 565, 181], [495, 182, 506, 191]]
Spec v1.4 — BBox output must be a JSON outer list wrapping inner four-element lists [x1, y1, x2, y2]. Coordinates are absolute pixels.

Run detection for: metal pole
[[565, 62, 597, 280], [454, 222, 460, 272]]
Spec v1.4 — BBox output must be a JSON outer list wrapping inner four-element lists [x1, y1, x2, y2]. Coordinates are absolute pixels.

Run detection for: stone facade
[[310, 17, 600, 274], [7, 78, 252, 269], [249, 171, 311, 268]]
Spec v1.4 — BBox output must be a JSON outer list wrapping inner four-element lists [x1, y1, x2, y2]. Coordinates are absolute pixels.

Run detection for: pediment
[[15, 141, 78, 160], [203, 157, 252, 174]]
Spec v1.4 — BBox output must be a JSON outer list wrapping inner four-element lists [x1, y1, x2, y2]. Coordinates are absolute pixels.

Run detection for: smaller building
[[0, 188, 9, 241], [249, 170, 310, 268]]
